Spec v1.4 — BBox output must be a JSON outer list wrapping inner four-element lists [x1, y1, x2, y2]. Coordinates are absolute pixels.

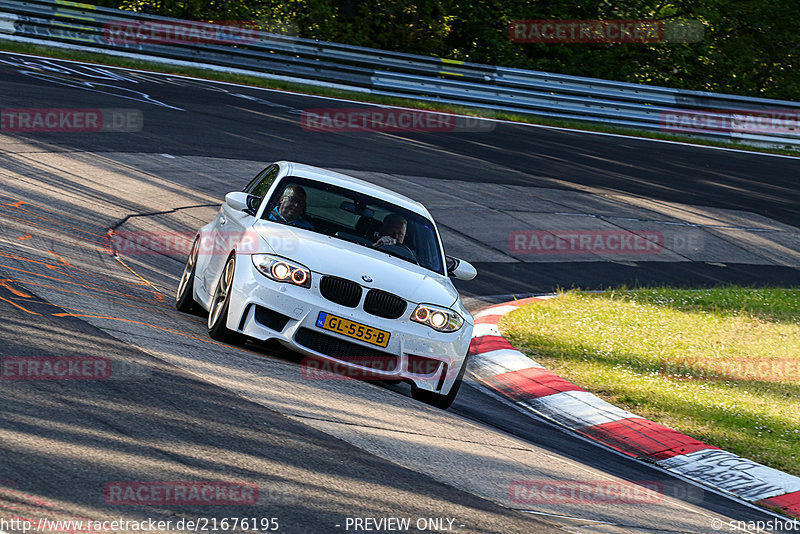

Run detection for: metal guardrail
[[2, 0, 800, 148]]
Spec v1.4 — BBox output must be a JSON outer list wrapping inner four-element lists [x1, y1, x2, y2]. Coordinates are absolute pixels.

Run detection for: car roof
[[280, 161, 432, 218]]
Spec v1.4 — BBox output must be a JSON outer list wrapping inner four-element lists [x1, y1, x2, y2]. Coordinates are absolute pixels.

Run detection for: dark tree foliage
[[87, 0, 800, 100]]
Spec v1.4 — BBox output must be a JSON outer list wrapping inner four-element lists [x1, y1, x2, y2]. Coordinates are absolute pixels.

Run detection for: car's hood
[[252, 222, 458, 307]]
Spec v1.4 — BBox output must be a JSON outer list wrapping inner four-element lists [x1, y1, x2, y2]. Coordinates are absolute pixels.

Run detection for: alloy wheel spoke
[[209, 259, 234, 328]]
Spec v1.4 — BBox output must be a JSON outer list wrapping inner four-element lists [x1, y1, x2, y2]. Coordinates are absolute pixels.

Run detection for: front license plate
[[316, 312, 391, 348]]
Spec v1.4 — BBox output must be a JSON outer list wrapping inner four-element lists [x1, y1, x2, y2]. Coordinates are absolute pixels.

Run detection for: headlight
[[411, 304, 463, 332], [252, 254, 311, 288]]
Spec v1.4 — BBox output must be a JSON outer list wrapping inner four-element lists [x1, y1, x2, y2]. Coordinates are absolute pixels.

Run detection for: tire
[[175, 237, 199, 313], [207, 254, 244, 344], [411, 355, 468, 409]]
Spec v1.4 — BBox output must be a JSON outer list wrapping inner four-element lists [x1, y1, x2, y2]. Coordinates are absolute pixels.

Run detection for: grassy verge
[[1, 39, 799, 157], [500, 287, 800, 477]]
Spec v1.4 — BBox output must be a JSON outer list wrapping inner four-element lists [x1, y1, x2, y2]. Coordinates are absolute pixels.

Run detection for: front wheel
[[176, 237, 199, 313], [411, 356, 468, 409], [207, 255, 244, 344]]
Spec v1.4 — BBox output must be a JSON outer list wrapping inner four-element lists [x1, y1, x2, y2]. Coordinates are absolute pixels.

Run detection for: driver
[[373, 214, 407, 247], [268, 185, 314, 230]]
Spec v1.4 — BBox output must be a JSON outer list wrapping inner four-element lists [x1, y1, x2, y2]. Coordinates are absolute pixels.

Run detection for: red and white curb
[[467, 296, 800, 518]]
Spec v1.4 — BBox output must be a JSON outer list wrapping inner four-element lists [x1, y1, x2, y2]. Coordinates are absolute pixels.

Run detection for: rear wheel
[[207, 255, 244, 344], [175, 237, 199, 313], [411, 356, 468, 409]]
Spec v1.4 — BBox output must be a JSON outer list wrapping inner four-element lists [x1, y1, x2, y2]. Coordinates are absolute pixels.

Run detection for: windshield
[[261, 177, 444, 275]]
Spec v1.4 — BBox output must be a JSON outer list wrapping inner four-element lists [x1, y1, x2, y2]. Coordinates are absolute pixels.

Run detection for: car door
[[202, 165, 280, 292]]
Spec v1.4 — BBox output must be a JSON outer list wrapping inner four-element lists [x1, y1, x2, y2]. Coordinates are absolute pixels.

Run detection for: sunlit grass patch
[[500, 287, 800, 476]]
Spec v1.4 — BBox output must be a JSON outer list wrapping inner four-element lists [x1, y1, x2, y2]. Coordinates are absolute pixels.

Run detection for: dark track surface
[[0, 52, 797, 229], [0, 289, 559, 534], [462, 261, 800, 297]]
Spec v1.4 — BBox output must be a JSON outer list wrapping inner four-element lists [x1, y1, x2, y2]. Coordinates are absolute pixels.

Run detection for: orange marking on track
[[51, 313, 243, 351], [0, 192, 105, 227], [0, 503, 30, 512], [7, 201, 26, 208], [0, 295, 39, 315], [45, 250, 98, 279], [3, 279, 177, 316], [4, 210, 167, 303], [0, 488, 54, 508], [0, 249, 162, 297], [11, 246, 114, 273], [0, 279, 32, 297], [102, 229, 116, 255], [0, 210, 106, 239], [0, 251, 60, 269], [3, 201, 108, 238], [2, 198, 167, 306], [47, 250, 72, 266], [17, 233, 31, 240], [0, 262, 166, 307], [111, 255, 164, 301], [0, 213, 106, 247]]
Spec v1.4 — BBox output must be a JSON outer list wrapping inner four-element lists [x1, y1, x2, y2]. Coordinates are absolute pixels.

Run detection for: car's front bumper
[[225, 255, 473, 395]]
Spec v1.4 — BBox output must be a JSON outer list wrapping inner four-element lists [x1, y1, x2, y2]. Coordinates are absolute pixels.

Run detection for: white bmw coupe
[[176, 162, 477, 408]]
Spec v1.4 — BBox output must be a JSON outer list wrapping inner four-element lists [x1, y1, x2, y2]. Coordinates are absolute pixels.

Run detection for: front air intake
[[295, 328, 397, 371]]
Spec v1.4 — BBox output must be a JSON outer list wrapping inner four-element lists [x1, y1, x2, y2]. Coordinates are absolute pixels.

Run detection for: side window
[[243, 165, 279, 199], [241, 165, 279, 214]]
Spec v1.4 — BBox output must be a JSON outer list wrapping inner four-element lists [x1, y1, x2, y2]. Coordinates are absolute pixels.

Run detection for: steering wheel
[[377, 242, 418, 263]]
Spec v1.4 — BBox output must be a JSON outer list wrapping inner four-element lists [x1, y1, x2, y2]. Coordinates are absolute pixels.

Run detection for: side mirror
[[446, 256, 477, 280], [225, 192, 257, 214]]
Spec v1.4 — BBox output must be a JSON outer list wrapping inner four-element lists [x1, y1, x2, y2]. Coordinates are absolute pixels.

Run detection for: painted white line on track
[[659, 450, 800, 501], [2, 42, 800, 160]]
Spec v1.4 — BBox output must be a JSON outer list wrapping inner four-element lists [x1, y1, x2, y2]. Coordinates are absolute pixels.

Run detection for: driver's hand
[[373, 235, 397, 247]]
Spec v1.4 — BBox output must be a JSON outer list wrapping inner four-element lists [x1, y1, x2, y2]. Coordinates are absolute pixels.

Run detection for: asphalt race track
[[0, 51, 798, 534]]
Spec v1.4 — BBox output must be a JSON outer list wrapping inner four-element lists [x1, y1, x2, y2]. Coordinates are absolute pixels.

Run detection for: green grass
[[2, 39, 800, 157], [500, 287, 800, 477]]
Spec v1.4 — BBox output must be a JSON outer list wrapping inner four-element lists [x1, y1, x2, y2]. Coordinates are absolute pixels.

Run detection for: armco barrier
[[1, 0, 800, 148]]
